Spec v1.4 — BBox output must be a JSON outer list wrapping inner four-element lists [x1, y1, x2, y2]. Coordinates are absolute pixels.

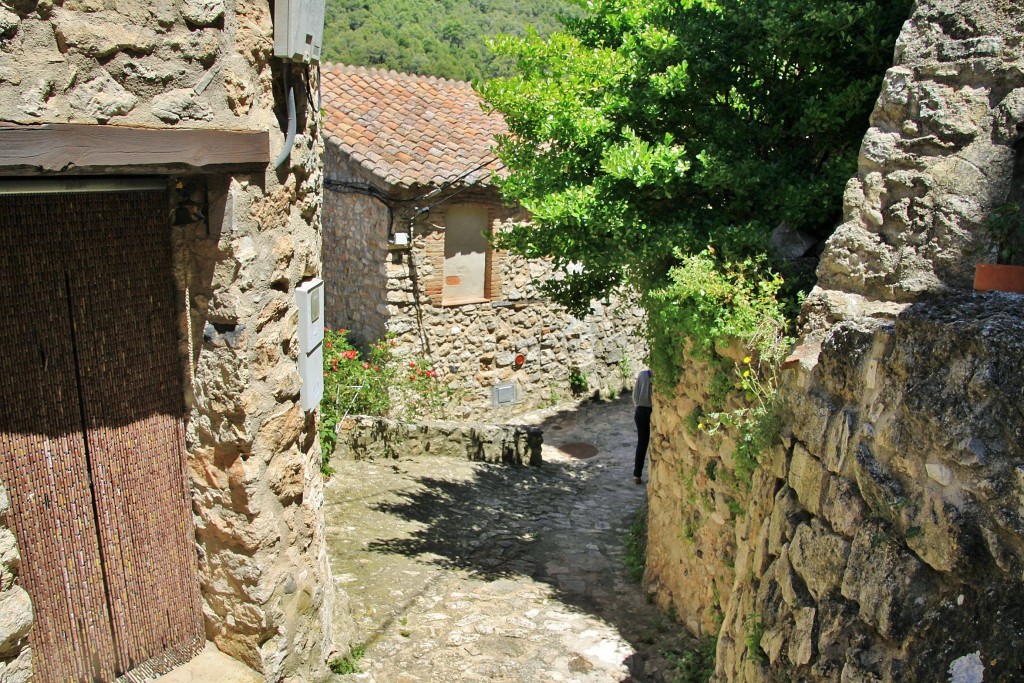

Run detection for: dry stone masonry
[[337, 416, 542, 466], [645, 1, 1024, 681]]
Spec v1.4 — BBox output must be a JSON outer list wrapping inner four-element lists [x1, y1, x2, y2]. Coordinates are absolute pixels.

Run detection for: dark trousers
[[633, 406, 652, 478]]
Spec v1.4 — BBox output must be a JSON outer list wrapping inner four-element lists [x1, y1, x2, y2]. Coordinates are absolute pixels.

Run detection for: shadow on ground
[[330, 398, 700, 680]]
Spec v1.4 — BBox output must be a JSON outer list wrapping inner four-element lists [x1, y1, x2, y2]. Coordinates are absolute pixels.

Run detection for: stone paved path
[[323, 395, 698, 682]]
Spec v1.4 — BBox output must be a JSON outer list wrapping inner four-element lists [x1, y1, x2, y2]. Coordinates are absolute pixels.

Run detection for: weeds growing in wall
[[568, 367, 590, 396], [667, 635, 717, 683], [329, 643, 366, 674], [645, 249, 792, 486], [624, 503, 648, 583]]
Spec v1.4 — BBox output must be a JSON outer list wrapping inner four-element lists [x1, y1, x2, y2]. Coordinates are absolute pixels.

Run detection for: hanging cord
[[303, 63, 320, 113], [410, 155, 499, 219], [185, 285, 195, 384], [274, 63, 296, 169]]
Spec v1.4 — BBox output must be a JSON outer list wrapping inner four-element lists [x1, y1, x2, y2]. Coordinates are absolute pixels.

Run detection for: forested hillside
[[322, 0, 577, 81]]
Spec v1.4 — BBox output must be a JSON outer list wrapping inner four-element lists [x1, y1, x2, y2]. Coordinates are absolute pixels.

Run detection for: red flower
[[373, 366, 380, 372], [326, 341, 332, 349], [409, 362, 416, 368], [363, 362, 370, 369], [427, 370, 436, 378], [323, 372, 328, 377], [343, 350, 358, 360], [338, 328, 346, 333]]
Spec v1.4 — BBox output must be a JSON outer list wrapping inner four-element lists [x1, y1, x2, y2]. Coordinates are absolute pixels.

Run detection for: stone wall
[[0, 483, 31, 683], [644, 341, 785, 638], [644, 1, 1024, 681], [717, 294, 1024, 682], [1, 0, 270, 129], [322, 145, 391, 348], [173, 170, 343, 680], [337, 417, 542, 466], [322, 157, 648, 421], [2, 0, 351, 679]]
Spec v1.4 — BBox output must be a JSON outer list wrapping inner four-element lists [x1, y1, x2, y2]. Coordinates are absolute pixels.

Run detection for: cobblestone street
[[323, 395, 699, 682]]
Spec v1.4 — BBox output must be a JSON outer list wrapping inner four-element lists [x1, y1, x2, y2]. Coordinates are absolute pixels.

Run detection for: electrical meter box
[[273, 0, 326, 64], [296, 278, 325, 411]]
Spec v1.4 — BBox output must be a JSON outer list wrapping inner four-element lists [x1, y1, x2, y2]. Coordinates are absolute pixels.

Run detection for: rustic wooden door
[[0, 187, 204, 682]]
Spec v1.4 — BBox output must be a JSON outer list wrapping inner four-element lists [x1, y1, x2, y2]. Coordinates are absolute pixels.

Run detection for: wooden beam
[[0, 123, 270, 176]]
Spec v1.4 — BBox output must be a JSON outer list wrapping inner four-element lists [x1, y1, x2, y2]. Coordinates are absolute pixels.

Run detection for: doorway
[[0, 185, 204, 682]]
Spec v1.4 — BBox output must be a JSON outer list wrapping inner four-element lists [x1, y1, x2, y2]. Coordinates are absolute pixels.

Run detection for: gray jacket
[[632, 369, 652, 408]]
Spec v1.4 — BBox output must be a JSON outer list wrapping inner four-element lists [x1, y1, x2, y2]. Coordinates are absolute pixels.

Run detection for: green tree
[[478, 0, 909, 322], [323, 0, 580, 81]]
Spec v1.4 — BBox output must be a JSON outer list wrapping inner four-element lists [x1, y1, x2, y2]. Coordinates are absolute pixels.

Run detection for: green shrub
[[329, 643, 366, 674], [568, 367, 589, 396], [319, 329, 460, 473], [645, 249, 789, 392], [646, 250, 791, 486], [669, 635, 717, 683], [744, 614, 765, 662]]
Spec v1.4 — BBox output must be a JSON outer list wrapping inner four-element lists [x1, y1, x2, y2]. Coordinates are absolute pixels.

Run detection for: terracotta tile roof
[[321, 64, 507, 190]]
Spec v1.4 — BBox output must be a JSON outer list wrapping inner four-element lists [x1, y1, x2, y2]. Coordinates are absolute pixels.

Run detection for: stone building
[[0, 1, 351, 681], [320, 65, 646, 420], [643, 1, 1024, 681]]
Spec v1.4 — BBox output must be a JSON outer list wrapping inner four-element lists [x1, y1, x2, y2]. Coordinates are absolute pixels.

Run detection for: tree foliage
[[322, 0, 579, 81], [477, 0, 911, 315]]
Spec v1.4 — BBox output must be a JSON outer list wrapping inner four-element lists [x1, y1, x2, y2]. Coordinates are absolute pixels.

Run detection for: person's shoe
[[633, 476, 642, 485]]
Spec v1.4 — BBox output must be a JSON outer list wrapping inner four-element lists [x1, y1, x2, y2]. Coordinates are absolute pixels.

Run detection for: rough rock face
[[811, 0, 1024, 313], [645, 1, 1024, 682], [0, 0, 263, 128]]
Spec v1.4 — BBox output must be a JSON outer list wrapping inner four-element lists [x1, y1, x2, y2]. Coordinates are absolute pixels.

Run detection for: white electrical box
[[296, 278, 325, 411], [273, 0, 326, 64]]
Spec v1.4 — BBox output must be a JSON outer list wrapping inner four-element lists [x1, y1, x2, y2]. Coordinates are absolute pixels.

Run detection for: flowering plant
[[695, 318, 788, 484], [986, 202, 1024, 265], [322, 329, 394, 416], [319, 328, 460, 470]]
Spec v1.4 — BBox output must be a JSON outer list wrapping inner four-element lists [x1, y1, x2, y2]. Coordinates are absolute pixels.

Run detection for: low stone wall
[[0, 483, 31, 683], [644, 343, 756, 639], [336, 417, 543, 466], [728, 295, 1024, 681]]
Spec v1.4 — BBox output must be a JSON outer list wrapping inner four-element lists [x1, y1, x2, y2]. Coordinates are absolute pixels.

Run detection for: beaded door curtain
[[0, 190, 203, 682]]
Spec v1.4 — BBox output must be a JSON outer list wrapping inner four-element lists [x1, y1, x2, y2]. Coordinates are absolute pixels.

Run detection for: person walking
[[632, 368, 653, 484]]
